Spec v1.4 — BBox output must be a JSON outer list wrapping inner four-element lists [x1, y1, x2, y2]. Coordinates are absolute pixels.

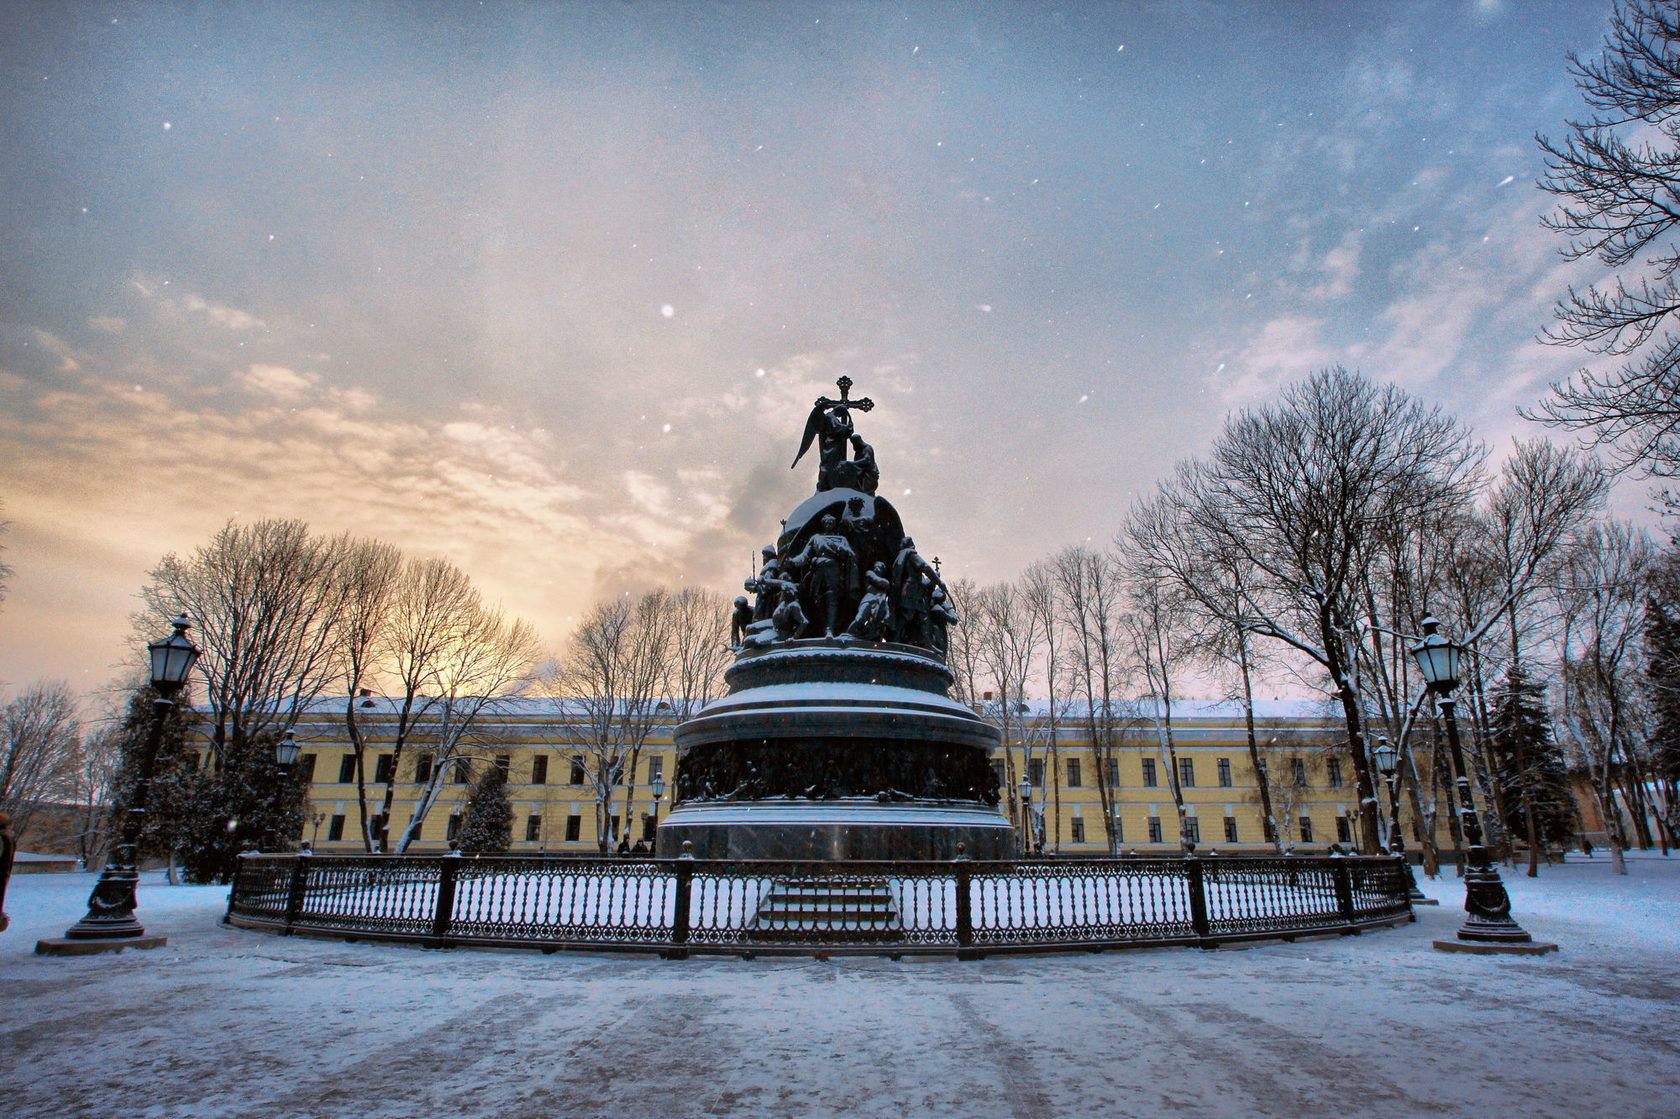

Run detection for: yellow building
[[282, 697, 1443, 856]]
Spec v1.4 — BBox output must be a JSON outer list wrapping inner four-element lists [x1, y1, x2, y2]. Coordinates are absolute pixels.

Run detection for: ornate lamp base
[[1431, 865, 1557, 953], [37, 935, 167, 956]]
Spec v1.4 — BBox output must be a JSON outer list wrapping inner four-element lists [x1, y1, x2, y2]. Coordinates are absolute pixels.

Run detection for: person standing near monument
[[0, 812, 16, 933]]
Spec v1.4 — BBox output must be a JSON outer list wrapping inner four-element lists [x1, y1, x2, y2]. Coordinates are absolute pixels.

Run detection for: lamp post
[[1370, 737, 1433, 907], [1018, 776, 1033, 856], [650, 774, 665, 836], [1410, 616, 1553, 952], [44, 614, 200, 953]]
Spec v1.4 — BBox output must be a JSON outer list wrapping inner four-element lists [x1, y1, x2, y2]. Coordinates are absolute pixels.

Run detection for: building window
[[1027, 758, 1044, 786], [1327, 758, 1343, 788], [297, 754, 317, 783], [1066, 758, 1082, 788], [609, 815, 620, 840], [531, 754, 548, 785], [1141, 758, 1158, 788], [526, 815, 542, 842], [370, 814, 388, 848], [1147, 816, 1163, 844], [1299, 817, 1314, 844], [1185, 817, 1200, 844], [642, 813, 657, 840], [447, 815, 461, 842], [1291, 757, 1307, 787], [1070, 817, 1086, 843], [1223, 817, 1238, 844], [414, 753, 433, 785], [648, 756, 664, 784], [183, 750, 201, 772], [327, 814, 345, 841], [374, 754, 394, 784], [1178, 758, 1196, 788], [991, 759, 1006, 786], [1263, 817, 1276, 843], [1217, 758, 1232, 787], [1106, 758, 1120, 787], [1111, 814, 1123, 843], [338, 755, 357, 784], [1335, 815, 1352, 843], [495, 754, 511, 779], [565, 815, 581, 842], [570, 756, 586, 785], [453, 759, 471, 785]]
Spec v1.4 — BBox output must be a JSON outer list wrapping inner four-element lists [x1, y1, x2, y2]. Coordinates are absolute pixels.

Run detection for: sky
[[0, 0, 1652, 697]]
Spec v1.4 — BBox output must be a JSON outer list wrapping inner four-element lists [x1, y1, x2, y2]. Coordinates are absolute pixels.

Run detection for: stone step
[[747, 876, 904, 942]]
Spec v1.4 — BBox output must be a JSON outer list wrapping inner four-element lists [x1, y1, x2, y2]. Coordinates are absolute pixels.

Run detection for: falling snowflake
[[661, 304, 674, 318]]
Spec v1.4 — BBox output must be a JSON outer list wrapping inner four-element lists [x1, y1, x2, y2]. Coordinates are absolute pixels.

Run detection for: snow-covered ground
[[2, 855, 1676, 1118]]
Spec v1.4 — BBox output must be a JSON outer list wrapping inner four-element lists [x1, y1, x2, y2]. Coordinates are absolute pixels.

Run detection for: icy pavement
[[2, 857, 1676, 1118]]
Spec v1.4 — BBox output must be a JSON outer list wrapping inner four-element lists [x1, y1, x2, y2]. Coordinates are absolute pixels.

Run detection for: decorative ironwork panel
[[298, 856, 441, 937], [967, 858, 1196, 946], [447, 857, 677, 945], [228, 857, 293, 924]]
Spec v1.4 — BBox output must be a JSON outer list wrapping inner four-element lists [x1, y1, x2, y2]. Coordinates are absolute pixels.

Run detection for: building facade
[[275, 697, 1449, 856]]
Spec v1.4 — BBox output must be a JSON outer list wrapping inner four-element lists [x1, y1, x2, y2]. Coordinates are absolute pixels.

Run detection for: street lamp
[[46, 614, 200, 952], [650, 774, 666, 837], [275, 730, 300, 772], [1370, 737, 1433, 907], [1410, 616, 1552, 952]]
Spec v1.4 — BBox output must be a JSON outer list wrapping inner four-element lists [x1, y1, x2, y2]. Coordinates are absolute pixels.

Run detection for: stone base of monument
[[655, 800, 1015, 860]]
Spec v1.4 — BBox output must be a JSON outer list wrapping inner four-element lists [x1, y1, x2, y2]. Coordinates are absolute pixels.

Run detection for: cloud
[[1307, 231, 1363, 301], [1216, 315, 1344, 405], [130, 275, 267, 331], [239, 363, 317, 399]]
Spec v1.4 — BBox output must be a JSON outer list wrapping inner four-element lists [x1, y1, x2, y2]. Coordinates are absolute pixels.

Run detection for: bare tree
[[68, 724, 123, 867], [664, 587, 733, 720], [975, 581, 1046, 847], [1554, 521, 1655, 874], [330, 537, 403, 850], [1121, 559, 1198, 851], [1021, 560, 1073, 851], [1053, 546, 1130, 854], [141, 519, 349, 773], [1533, 0, 1680, 484], [0, 681, 81, 842], [373, 559, 541, 853], [559, 592, 675, 854], [1151, 368, 1482, 852]]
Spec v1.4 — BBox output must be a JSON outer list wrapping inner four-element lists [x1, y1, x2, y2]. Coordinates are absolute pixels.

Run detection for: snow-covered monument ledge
[[227, 378, 1417, 956]]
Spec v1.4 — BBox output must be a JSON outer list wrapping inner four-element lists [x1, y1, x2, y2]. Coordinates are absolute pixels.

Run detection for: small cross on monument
[[821, 375, 873, 415]]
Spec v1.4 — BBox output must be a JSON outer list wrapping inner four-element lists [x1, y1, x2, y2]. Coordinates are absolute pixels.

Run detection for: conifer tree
[[1487, 668, 1577, 867], [456, 764, 512, 855]]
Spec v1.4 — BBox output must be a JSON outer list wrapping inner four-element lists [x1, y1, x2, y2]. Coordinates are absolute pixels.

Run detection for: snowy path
[[2, 856, 1676, 1118]]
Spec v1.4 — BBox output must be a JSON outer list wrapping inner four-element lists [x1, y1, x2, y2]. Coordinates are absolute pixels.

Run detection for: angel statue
[[791, 376, 874, 492]]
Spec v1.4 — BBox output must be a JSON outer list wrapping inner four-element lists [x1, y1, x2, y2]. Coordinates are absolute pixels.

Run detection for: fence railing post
[[1186, 856, 1213, 947], [954, 844, 976, 959], [1332, 860, 1356, 929], [666, 843, 694, 959], [432, 858, 459, 948], [282, 854, 310, 936]]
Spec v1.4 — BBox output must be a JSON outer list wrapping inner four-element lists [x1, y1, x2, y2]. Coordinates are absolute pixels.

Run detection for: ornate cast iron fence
[[225, 852, 1414, 957]]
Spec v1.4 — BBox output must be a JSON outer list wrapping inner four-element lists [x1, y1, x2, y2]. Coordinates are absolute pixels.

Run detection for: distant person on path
[[1581, 835, 1594, 858], [0, 812, 16, 932]]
